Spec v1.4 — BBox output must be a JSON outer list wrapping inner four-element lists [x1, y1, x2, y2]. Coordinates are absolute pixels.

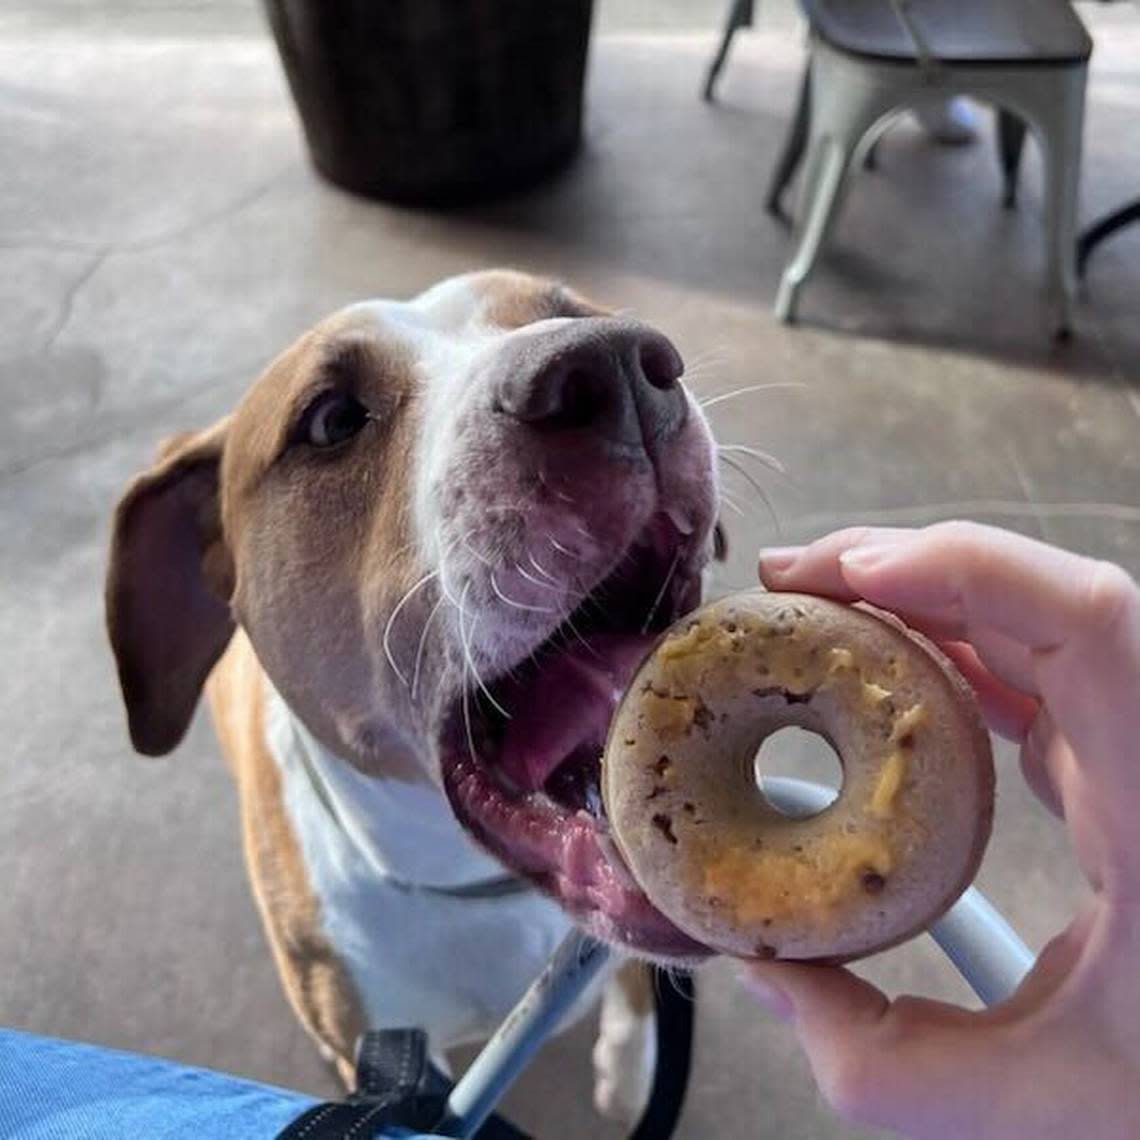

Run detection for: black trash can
[[264, 0, 594, 205]]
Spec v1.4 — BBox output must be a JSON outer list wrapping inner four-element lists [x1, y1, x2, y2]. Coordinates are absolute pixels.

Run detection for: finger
[[757, 527, 914, 596], [1018, 708, 1067, 819], [965, 624, 1037, 697], [837, 521, 1136, 663], [936, 640, 1039, 742], [742, 961, 1004, 1135], [995, 905, 1097, 1018]]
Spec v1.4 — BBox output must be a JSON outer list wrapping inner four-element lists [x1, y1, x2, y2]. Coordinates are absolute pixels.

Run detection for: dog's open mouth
[[440, 513, 713, 958]]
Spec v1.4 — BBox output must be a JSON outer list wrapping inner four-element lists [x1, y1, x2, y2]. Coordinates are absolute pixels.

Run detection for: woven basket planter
[[265, 0, 595, 205]]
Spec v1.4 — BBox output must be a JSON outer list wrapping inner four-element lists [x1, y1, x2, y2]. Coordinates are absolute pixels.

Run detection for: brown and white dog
[[105, 269, 720, 1120]]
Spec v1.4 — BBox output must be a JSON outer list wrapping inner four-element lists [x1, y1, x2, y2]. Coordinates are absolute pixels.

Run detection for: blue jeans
[[0, 1027, 319, 1139]]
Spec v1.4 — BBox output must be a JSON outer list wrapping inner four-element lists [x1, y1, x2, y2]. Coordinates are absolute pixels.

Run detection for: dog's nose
[[493, 319, 687, 455]]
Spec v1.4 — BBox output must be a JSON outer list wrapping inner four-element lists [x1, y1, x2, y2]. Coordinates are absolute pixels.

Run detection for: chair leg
[[703, 0, 756, 102], [1036, 70, 1086, 338], [996, 108, 1027, 209], [775, 136, 848, 322], [1041, 138, 1081, 339], [765, 60, 811, 216]]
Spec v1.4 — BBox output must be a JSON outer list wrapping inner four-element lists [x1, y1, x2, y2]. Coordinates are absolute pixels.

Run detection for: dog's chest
[[265, 687, 575, 1047]]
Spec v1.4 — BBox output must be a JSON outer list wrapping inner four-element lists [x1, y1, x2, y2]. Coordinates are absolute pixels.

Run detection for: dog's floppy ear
[[106, 419, 235, 756]]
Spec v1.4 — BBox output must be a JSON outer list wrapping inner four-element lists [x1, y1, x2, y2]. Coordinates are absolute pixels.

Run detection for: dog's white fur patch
[[593, 971, 658, 1125], [266, 681, 580, 1049]]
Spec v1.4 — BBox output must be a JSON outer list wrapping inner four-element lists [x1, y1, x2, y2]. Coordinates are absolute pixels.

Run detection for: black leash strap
[[276, 1029, 530, 1140], [630, 968, 695, 1140]]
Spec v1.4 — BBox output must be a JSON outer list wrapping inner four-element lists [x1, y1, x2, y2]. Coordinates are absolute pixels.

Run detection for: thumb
[[743, 961, 1005, 1135]]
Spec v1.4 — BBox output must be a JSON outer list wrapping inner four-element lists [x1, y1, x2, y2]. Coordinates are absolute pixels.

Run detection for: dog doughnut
[[602, 590, 994, 962]]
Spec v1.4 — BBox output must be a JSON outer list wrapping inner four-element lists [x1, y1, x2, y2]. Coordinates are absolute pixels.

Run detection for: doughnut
[[602, 590, 994, 962]]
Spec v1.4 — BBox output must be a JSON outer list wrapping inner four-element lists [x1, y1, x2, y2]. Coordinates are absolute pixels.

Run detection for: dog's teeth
[[584, 781, 604, 820]]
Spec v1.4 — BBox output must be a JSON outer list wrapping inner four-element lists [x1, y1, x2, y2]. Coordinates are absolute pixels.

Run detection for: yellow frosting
[[890, 702, 927, 743], [699, 830, 895, 924], [861, 681, 894, 707], [869, 751, 907, 818]]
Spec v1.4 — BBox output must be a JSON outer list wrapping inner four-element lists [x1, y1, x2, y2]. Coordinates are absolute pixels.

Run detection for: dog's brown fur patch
[[208, 632, 365, 1080]]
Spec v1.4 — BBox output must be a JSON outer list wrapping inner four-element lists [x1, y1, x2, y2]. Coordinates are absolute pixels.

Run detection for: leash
[[273, 935, 695, 1140], [276, 1028, 530, 1140]]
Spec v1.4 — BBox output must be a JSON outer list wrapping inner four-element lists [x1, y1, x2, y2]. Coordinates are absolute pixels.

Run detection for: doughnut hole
[[753, 725, 843, 819]]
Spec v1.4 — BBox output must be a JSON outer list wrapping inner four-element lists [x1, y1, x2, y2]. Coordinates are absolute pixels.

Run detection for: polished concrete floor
[[2, 2, 1139, 1138]]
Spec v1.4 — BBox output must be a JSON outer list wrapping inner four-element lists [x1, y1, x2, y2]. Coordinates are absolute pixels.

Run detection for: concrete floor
[[2, 1, 1139, 1137]]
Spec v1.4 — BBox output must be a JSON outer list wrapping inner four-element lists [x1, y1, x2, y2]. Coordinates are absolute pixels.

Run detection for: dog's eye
[[297, 391, 370, 449]]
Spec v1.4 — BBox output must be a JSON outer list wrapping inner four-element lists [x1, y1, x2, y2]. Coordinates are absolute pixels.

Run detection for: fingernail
[[740, 970, 795, 1022], [839, 545, 892, 573], [758, 546, 804, 578]]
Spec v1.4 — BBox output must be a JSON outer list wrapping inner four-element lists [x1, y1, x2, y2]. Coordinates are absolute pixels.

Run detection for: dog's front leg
[[592, 959, 657, 1126]]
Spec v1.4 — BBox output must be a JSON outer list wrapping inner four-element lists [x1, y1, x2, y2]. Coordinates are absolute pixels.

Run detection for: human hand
[[744, 521, 1140, 1140]]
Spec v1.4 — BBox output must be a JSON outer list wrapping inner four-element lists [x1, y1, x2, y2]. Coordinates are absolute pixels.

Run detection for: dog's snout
[[494, 320, 686, 455]]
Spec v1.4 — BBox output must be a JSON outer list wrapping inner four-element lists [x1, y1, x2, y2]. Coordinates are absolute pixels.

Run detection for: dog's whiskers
[[548, 535, 578, 559], [562, 609, 602, 660], [410, 594, 445, 702], [719, 491, 746, 517], [717, 443, 787, 477], [538, 468, 575, 505], [460, 534, 494, 567], [490, 571, 557, 615], [527, 552, 560, 584], [698, 381, 806, 410], [458, 580, 511, 720], [681, 345, 729, 377], [719, 453, 783, 540], [641, 547, 683, 634], [461, 658, 479, 769], [438, 573, 472, 618], [514, 561, 562, 593], [383, 570, 438, 687], [440, 531, 495, 571]]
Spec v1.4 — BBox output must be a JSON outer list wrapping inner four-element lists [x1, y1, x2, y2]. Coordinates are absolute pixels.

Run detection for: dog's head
[[107, 269, 720, 957]]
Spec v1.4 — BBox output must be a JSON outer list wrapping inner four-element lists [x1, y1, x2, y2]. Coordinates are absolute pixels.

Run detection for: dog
[[105, 269, 720, 1122]]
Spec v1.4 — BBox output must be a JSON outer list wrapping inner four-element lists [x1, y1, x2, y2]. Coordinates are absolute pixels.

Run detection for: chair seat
[[802, 0, 1092, 67]]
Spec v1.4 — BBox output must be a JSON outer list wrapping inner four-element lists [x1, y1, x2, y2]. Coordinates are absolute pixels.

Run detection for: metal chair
[[704, 0, 1093, 338]]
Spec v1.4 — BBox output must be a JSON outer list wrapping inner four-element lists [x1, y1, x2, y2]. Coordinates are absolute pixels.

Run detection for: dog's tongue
[[498, 634, 657, 792]]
